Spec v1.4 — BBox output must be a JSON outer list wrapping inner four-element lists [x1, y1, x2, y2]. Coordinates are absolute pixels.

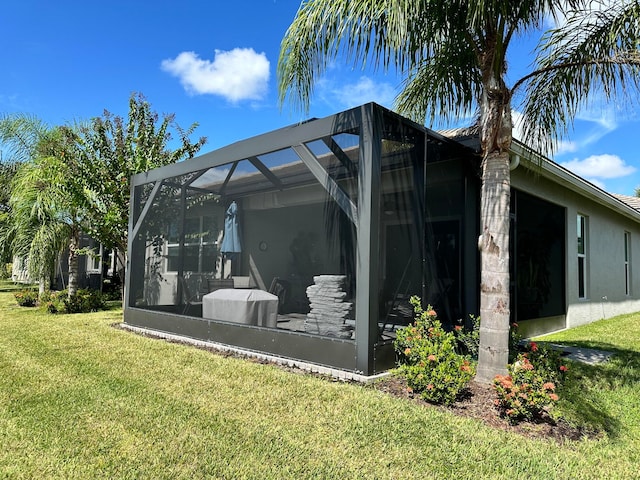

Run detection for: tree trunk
[[68, 228, 80, 298], [38, 277, 47, 297], [474, 50, 514, 383], [475, 150, 511, 383]]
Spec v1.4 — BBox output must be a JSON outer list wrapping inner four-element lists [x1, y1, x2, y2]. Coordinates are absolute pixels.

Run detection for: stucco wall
[[512, 165, 640, 331]]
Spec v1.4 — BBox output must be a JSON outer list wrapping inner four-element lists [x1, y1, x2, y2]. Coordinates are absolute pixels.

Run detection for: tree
[[0, 114, 63, 290], [278, 0, 640, 382], [0, 122, 82, 295], [0, 113, 50, 264], [0, 162, 20, 266], [64, 93, 207, 285], [10, 154, 79, 296]]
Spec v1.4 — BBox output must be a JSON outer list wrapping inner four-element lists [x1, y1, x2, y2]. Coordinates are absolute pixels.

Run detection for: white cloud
[[320, 76, 396, 110], [161, 48, 270, 102], [561, 154, 636, 179], [545, 0, 629, 29]]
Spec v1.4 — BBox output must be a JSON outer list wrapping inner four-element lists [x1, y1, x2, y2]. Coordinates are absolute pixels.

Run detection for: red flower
[[426, 384, 434, 390], [427, 309, 437, 317], [549, 393, 559, 401], [404, 348, 411, 356], [427, 354, 437, 362], [542, 382, 555, 391], [454, 325, 462, 331], [559, 365, 569, 372], [529, 341, 538, 352]]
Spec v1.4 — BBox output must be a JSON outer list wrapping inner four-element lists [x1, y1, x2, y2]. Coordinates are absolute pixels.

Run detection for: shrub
[[453, 314, 480, 358], [394, 296, 476, 405], [509, 322, 524, 362], [493, 341, 568, 422], [39, 290, 66, 314], [63, 289, 106, 314], [14, 289, 38, 307]]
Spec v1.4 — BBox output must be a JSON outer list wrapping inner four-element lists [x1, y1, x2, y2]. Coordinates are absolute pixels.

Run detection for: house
[[124, 103, 640, 376], [12, 233, 122, 292]]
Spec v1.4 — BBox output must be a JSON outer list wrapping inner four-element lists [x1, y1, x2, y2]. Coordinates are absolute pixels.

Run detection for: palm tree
[[1, 115, 85, 297], [1, 114, 55, 292], [11, 149, 88, 298], [278, 0, 640, 382], [10, 162, 71, 295]]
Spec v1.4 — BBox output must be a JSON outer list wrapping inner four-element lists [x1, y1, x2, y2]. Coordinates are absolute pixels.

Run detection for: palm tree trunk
[[475, 150, 511, 383], [68, 228, 80, 298]]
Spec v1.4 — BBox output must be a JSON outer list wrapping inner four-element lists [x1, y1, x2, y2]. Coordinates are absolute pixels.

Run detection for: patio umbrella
[[220, 201, 241, 277]]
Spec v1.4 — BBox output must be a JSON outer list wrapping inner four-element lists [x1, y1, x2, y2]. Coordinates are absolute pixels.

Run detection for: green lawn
[[1, 282, 639, 479]]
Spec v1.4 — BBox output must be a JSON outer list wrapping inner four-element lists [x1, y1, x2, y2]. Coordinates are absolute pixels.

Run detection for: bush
[[14, 289, 38, 307], [36, 289, 107, 314], [39, 290, 66, 314], [493, 341, 569, 422], [394, 297, 476, 405], [62, 289, 106, 314], [453, 314, 480, 358], [509, 321, 524, 362]]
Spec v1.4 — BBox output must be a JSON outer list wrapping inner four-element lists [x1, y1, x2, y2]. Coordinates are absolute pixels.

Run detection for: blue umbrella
[[220, 201, 241, 254]]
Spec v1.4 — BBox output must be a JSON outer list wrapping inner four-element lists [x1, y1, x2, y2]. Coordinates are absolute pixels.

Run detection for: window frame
[[85, 244, 102, 274], [625, 231, 631, 296], [577, 214, 588, 299]]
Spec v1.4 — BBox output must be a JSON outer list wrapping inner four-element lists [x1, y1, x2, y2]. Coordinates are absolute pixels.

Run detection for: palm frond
[[396, 40, 482, 125], [278, 0, 465, 113], [0, 113, 49, 164], [516, 0, 640, 154]]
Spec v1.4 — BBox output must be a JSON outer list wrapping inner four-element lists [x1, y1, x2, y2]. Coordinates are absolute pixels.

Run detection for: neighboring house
[[12, 233, 120, 291], [55, 233, 105, 290], [124, 103, 640, 376]]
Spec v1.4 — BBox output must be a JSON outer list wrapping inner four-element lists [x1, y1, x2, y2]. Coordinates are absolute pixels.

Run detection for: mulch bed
[[372, 374, 593, 443]]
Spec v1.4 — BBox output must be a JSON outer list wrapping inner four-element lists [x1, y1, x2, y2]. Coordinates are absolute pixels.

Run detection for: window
[[85, 242, 102, 273], [166, 215, 218, 273], [625, 231, 631, 296], [86, 249, 101, 272], [577, 214, 588, 299]]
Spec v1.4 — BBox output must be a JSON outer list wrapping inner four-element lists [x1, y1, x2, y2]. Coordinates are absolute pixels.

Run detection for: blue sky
[[2, 0, 639, 195]]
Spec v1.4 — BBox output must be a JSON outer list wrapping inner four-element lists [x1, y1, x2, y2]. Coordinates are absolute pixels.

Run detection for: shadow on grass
[[0, 281, 27, 293], [552, 341, 640, 439]]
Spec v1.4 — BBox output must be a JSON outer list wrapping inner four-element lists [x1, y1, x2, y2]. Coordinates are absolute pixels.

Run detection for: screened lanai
[[125, 103, 477, 375]]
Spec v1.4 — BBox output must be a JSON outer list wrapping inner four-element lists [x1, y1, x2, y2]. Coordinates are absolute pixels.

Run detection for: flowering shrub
[[14, 289, 38, 307], [394, 297, 476, 405], [493, 341, 568, 422]]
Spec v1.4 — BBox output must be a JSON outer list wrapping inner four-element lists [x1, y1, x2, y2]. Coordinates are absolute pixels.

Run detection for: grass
[[1, 280, 640, 478]]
